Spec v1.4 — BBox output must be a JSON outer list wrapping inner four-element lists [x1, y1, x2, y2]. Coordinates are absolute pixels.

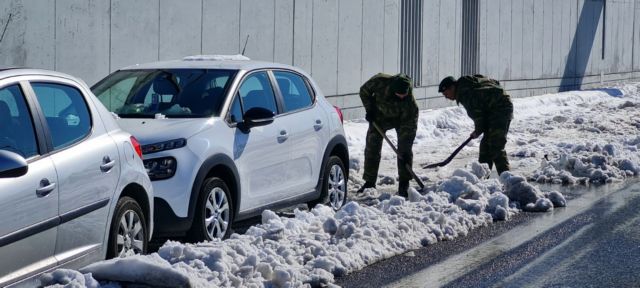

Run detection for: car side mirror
[[0, 150, 28, 178], [238, 107, 275, 132]]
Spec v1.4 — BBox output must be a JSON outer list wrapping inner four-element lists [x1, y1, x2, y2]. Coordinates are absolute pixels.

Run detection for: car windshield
[[92, 69, 237, 118]]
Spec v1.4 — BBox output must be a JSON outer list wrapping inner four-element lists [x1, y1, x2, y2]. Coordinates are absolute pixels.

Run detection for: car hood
[[116, 118, 215, 145]]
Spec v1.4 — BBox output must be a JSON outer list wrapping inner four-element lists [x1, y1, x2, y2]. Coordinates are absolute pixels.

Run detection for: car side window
[[0, 85, 38, 158], [273, 71, 313, 113], [237, 72, 278, 115], [228, 94, 243, 123], [32, 83, 92, 150]]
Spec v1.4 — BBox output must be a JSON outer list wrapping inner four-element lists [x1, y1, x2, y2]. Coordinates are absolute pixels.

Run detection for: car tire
[[107, 196, 148, 259], [309, 155, 348, 211], [190, 177, 234, 242]]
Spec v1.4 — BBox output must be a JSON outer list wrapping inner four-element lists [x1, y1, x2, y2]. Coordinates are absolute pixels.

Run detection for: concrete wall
[[0, 0, 638, 120]]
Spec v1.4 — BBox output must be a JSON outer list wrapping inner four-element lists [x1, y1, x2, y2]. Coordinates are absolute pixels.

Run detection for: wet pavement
[[337, 179, 640, 288]]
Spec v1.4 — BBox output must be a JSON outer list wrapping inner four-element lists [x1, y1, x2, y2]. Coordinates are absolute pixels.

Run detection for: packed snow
[[43, 83, 640, 287]]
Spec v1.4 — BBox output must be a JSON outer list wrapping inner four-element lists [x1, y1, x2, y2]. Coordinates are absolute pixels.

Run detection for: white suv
[[92, 55, 348, 241]]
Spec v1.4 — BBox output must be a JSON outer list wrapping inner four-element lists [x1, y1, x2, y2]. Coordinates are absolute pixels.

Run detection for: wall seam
[[200, 0, 203, 54], [157, 0, 160, 60], [336, 0, 340, 93], [54, 0, 57, 71]]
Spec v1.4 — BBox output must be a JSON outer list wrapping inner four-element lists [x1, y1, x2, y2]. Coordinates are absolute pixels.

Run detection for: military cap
[[391, 74, 412, 94], [438, 76, 457, 92]]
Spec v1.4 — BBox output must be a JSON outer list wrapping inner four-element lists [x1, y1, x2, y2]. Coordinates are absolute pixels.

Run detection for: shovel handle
[[372, 122, 425, 189]]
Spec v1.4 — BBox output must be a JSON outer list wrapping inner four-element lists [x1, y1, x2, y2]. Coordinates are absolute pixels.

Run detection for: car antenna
[[241, 35, 250, 55], [0, 13, 13, 45]]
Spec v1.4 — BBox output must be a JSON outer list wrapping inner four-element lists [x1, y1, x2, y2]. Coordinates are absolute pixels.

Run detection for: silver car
[[0, 67, 153, 286]]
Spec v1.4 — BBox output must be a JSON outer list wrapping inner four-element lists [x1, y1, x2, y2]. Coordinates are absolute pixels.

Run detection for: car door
[[227, 71, 290, 211], [272, 70, 328, 197], [28, 80, 120, 263], [0, 82, 58, 285]]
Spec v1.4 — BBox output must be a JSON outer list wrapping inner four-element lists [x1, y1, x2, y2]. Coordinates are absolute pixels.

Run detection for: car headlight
[[144, 157, 177, 181], [141, 138, 187, 155]]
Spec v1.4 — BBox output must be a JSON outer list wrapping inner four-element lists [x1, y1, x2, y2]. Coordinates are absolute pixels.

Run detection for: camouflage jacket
[[359, 73, 419, 127], [455, 74, 513, 133]]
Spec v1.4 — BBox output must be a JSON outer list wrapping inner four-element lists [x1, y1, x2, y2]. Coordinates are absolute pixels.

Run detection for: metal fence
[[400, 0, 423, 86], [462, 0, 479, 75]]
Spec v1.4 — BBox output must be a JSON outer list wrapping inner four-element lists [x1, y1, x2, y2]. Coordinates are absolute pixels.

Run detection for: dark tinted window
[[0, 85, 38, 158], [92, 69, 237, 118], [237, 72, 277, 114], [229, 95, 243, 123], [32, 83, 91, 150], [273, 71, 313, 112]]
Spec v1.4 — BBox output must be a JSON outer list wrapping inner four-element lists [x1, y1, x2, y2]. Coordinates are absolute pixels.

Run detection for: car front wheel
[[310, 156, 347, 211], [190, 177, 233, 241], [107, 196, 148, 259]]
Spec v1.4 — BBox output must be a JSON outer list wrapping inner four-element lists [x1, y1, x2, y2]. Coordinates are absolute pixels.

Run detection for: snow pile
[[500, 172, 566, 212], [40, 269, 101, 288], [45, 164, 558, 287], [532, 142, 640, 185]]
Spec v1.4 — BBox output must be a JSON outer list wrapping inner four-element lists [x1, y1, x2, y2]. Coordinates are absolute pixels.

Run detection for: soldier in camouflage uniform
[[438, 75, 514, 175], [357, 73, 419, 197]]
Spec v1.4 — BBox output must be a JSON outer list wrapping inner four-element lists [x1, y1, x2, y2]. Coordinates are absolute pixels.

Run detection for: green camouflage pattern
[[359, 73, 419, 125], [360, 73, 419, 183], [456, 74, 514, 174], [362, 121, 417, 183]]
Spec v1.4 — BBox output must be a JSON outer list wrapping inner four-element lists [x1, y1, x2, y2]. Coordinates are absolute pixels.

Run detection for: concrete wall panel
[[633, 0, 640, 70], [240, 0, 275, 61], [532, 0, 544, 78], [293, 0, 312, 74], [0, 0, 55, 70], [485, 0, 501, 78], [478, 0, 487, 75], [453, 0, 461, 78], [361, 0, 384, 82], [337, 0, 362, 94], [159, 0, 202, 60], [522, 0, 534, 79], [111, 0, 159, 71], [56, 0, 110, 85], [422, 0, 440, 85], [311, 0, 338, 95], [438, 0, 456, 80], [510, 0, 523, 79], [203, 0, 239, 55], [383, 0, 400, 74], [542, 0, 554, 77], [498, 0, 512, 79], [551, 0, 563, 76], [274, 0, 294, 65]]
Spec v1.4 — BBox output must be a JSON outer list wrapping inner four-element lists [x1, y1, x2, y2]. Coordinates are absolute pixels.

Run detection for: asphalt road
[[337, 180, 640, 288]]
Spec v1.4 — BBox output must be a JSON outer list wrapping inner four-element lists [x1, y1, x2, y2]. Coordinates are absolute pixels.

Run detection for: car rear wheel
[[107, 196, 148, 259], [309, 156, 347, 211], [190, 177, 233, 241]]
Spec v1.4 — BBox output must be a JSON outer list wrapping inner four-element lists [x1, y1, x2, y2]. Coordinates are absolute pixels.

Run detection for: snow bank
[[46, 164, 562, 287]]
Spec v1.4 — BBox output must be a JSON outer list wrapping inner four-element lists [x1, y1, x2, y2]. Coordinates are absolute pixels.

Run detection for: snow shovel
[[421, 136, 473, 169], [372, 122, 425, 190]]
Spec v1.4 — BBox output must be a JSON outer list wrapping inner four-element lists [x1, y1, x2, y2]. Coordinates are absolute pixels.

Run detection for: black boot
[[357, 181, 376, 193], [398, 181, 409, 198]]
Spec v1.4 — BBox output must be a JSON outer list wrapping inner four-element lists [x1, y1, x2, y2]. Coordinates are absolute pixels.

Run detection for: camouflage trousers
[[479, 116, 512, 175], [363, 121, 416, 183]]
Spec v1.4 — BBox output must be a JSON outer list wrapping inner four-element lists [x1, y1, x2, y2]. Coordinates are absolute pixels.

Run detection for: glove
[[470, 131, 482, 139], [365, 110, 376, 122]]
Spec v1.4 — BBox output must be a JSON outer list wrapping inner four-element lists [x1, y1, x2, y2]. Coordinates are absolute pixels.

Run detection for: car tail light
[[130, 136, 143, 158], [334, 106, 343, 124]]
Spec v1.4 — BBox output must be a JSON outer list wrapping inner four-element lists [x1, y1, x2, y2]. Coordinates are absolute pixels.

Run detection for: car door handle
[[36, 178, 56, 197], [314, 119, 323, 131], [100, 156, 116, 172], [277, 130, 288, 143]]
